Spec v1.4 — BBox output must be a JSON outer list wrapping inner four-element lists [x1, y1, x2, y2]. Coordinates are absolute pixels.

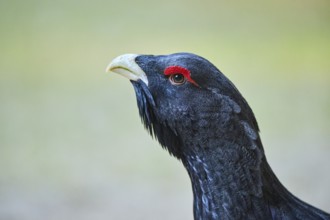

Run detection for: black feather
[[131, 80, 183, 158], [131, 80, 155, 136]]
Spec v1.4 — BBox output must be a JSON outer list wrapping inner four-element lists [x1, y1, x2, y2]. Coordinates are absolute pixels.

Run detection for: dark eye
[[169, 73, 186, 85]]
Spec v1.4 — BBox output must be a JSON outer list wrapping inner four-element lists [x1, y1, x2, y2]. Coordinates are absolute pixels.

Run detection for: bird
[[106, 53, 330, 220]]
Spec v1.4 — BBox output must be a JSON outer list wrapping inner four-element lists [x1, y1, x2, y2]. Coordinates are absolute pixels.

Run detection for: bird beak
[[106, 54, 149, 86]]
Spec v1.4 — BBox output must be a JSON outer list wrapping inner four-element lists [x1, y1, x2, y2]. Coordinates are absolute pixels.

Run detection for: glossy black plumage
[[115, 53, 330, 220]]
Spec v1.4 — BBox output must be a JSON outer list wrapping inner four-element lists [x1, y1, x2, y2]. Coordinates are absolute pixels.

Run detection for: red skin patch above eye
[[164, 66, 199, 87]]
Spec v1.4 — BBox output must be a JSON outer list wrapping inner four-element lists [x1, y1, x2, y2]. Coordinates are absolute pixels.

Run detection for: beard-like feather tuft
[[131, 80, 156, 137], [131, 80, 183, 159]]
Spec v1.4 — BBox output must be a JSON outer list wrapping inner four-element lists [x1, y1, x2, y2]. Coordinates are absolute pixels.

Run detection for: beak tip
[[105, 64, 112, 73]]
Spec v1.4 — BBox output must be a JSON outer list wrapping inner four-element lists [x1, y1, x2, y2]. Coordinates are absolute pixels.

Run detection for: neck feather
[[182, 139, 272, 220], [181, 141, 330, 220]]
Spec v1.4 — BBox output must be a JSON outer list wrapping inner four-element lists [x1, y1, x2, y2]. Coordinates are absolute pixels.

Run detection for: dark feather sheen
[[131, 80, 155, 135], [131, 80, 184, 158]]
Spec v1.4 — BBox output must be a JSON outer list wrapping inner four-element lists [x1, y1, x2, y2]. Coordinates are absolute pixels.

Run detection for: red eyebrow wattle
[[164, 66, 199, 87]]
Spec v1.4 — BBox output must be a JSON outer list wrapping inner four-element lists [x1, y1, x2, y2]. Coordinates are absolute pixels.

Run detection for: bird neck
[[181, 143, 330, 220], [181, 141, 272, 220]]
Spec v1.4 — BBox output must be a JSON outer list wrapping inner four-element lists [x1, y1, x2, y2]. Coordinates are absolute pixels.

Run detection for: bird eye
[[164, 66, 199, 87], [169, 73, 186, 85]]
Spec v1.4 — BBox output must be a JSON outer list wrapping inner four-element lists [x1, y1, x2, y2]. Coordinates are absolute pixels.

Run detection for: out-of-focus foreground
[[0, 0, 329, 219]]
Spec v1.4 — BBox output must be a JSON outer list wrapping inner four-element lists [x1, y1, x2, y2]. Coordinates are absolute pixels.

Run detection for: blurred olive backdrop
[[0, 0, 329, 219]]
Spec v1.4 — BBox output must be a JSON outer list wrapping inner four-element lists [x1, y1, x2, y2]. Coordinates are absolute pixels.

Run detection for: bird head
[[106, 53, 259, 160]]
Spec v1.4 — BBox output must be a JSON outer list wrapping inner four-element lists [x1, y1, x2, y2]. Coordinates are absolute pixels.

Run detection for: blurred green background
[[0, 0, 329, 219]]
